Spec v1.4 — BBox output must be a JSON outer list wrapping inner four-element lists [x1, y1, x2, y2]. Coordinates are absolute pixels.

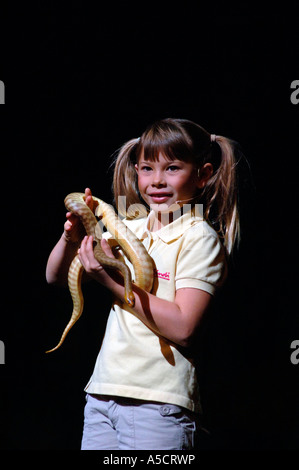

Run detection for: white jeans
[[81, 394, 198, 450]]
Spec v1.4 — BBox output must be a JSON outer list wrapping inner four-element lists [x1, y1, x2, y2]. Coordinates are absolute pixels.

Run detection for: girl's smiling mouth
[[148, 192, 173, 203]]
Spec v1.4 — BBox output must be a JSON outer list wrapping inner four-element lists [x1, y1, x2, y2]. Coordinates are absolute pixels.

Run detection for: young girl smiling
[[46, 118, 240, 450]]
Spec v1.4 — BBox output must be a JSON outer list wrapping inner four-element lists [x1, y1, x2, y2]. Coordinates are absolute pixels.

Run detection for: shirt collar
[[141, 205, 204, 243]]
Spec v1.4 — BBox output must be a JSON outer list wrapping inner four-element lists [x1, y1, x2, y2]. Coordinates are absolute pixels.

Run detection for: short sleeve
[[175, 224, 227, 296]]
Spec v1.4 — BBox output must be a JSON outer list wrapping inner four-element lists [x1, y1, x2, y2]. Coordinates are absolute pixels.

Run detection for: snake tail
[[46, 255, 84, 353]]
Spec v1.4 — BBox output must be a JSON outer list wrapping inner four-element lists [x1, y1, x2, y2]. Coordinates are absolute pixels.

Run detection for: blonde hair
[[112, 118, 240, 255]]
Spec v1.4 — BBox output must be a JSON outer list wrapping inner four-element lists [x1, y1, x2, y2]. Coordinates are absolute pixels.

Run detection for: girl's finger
[[85, 188, 98, 212], [85, 195, 92, 208], [78, 236, 88, 258], [101, 238, 115, 259], [65, 220, 72, 231], [85, 188, 93, 209], [66, 212, 79, 226], [81, 236, 94, 261], [79, 236, 103, 273], [86, 235, 95, 253]]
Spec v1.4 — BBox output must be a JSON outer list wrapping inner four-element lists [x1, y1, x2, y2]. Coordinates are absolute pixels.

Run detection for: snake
[[46, 192, 154, 353]]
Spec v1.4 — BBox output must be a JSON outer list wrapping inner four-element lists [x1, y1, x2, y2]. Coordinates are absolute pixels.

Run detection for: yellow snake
[[46, 192, 154, 353]]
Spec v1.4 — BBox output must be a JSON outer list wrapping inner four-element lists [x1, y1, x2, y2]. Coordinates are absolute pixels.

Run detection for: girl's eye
[[167, 165, 180, 171], [141, 166, 152, 172]]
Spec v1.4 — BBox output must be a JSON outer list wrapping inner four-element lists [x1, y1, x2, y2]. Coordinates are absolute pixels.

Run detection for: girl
[[46, 118, 240, 450]]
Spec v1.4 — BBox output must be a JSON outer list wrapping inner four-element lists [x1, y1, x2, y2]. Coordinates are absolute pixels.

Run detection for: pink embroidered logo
[[154, 269, 170, 281]]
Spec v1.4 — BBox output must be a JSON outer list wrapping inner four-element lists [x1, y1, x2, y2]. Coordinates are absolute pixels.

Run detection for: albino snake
[[46, 192, 154, 353]]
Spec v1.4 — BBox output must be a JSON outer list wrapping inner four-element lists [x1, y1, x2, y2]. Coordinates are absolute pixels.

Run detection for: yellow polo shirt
[[85, 206, 227, 412]]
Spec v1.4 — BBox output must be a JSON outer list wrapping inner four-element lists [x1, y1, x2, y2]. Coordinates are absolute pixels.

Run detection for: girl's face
[[135, 151, 200, 214]]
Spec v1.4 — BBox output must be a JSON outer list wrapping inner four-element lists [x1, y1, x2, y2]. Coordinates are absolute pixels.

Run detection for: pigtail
[[202, 135, 240, 255], [112, 138, 147, 219]]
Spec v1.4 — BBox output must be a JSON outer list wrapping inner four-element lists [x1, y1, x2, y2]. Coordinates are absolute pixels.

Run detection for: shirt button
[[162, 406, 170, 415]]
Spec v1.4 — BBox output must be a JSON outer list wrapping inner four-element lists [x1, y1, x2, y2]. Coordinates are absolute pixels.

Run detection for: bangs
[[136, 119, 195, 163]]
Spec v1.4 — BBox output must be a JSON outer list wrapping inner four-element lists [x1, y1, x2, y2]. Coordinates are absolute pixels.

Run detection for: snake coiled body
[[46, 192, 154, 353]]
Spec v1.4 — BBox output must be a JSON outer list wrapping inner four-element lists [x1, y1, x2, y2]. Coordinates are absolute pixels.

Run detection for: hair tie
[[210, 134, 217, 143]]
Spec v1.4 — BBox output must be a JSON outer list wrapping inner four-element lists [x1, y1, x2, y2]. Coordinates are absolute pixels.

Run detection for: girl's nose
[[151, 171, 166, 186]]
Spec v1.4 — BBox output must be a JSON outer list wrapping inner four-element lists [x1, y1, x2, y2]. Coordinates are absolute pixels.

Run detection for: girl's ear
[[134, 163, 139, 173], [197, 163, 213, 189]]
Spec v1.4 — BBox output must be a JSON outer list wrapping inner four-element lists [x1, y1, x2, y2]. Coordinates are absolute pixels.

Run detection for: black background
[[0, 2, 298, 453]]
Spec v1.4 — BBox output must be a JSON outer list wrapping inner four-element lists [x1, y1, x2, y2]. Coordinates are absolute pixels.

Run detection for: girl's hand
[[63, 188, 95, 244], [78, 236, 115, 283]]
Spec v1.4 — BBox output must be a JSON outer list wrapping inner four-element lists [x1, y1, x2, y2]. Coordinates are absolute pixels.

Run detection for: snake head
[[125, 292, 135, 308]]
